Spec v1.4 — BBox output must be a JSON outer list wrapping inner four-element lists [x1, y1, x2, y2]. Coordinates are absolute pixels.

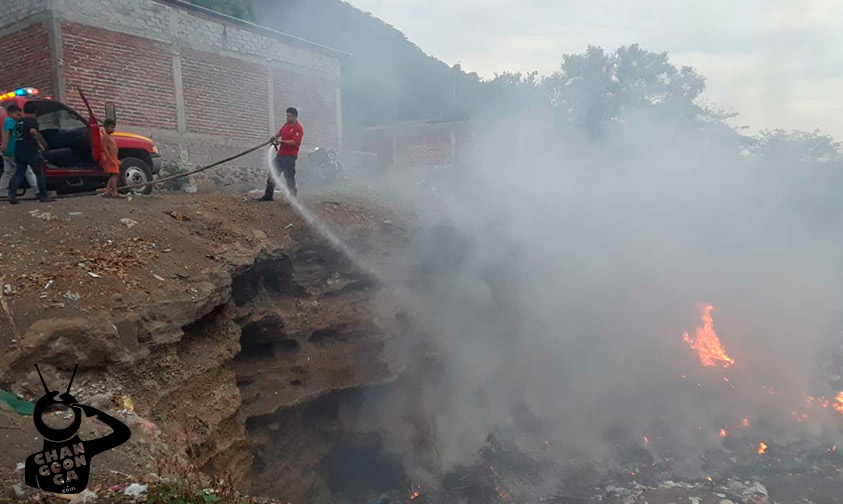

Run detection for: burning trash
[[683, 304, 735, 368]]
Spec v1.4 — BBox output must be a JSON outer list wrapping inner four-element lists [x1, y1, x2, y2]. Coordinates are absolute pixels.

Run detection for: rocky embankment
[[0, 192, 417, 502]]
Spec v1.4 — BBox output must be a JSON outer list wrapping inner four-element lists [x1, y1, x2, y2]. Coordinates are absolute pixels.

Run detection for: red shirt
[[277, 121, 304, 157]]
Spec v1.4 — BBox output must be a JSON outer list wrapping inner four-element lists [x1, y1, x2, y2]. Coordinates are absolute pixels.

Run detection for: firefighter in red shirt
[[260, 107, 304, 201]]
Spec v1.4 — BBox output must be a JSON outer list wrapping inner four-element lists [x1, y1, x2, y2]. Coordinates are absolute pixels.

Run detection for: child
[[100, 119, 121, 197]]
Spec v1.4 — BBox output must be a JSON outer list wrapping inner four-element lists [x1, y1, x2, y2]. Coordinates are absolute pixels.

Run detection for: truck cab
[[0, 87, 161, 195]]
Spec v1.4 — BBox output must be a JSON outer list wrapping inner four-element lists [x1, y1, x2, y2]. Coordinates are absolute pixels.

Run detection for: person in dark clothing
[[259, 107, 304, 201], [9, 101, 52, 204]]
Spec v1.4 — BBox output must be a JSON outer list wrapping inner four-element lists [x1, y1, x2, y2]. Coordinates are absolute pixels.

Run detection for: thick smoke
[[345, 103, 843, 482]]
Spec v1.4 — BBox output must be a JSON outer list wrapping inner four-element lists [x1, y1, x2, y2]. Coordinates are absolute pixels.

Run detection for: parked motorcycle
[[307, 147, 344, 186]]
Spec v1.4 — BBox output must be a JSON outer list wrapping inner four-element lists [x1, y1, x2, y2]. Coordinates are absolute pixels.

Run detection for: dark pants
[[10, 153, 46, 200], [264, 155, 297, 198]]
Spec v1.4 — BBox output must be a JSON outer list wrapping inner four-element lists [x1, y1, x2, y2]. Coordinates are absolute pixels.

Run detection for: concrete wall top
[[49, 0, 343, 78], [0, 0, 50, 29]]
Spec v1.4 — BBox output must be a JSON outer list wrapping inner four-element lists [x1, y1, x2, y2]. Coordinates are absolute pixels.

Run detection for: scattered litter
[[108, 484, 127, 493], [153, 274, 166, 281], [29, 211, 58, 221], [43, 279, 54, 290], [12, 484, 24, 498], [3, 284, 12, 294], [63, 291, 80, 302], [15, 462, 25, 471], [120, 395, 135, 412], [87, 272, 102, 278], [166, 210, 190, 221], [162, 248, 173, 253], [120, 218, 139, 228], [0, 390, 32, 415], [68, 489, 97, 503], [123, 483, 147, 497], [77, 262, 87, 269], [68, 212, 83, 216], [285, 223, 294, 229]]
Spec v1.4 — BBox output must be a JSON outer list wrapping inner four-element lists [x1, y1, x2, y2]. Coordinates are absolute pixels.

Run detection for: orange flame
[[833, 392, 843, 414], [758, 442, 768, 455], [643, 436, 649, 445], [683, 304, 735, 368], [719, 428, 727, 438]]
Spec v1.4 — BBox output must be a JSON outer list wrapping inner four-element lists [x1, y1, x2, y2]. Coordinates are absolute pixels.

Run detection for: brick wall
[[181, 50, 268, 139], [0, 23, 53, 96], [61, 22, 178, 129], [0, 0, 345, 192], [273, 68, 338, 148]]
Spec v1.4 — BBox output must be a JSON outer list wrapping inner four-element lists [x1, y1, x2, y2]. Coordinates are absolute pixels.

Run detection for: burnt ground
[[0, 190, 841, 503]]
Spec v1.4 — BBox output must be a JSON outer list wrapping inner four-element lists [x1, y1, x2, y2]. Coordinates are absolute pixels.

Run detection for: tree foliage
[[184, 0, 254, 20], [545, 44, 722, 136]]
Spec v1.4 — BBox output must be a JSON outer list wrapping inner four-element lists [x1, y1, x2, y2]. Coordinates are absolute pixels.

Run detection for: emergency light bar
[[0, 87, 40, 101]]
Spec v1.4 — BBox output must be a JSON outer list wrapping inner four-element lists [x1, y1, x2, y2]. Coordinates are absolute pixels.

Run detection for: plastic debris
[[69, 489, 97, 503], [0, 390, 35, 415], [123, 483, 148, 497], [63, 291, 80, 302], [120, 218, 139, 228]]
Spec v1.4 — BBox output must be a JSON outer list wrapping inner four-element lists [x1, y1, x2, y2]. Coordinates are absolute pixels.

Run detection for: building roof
[[155, 0, 350, 59]]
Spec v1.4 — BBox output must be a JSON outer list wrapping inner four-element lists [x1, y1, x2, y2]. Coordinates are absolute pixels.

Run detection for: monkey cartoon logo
[[24, 365, 131, 494]]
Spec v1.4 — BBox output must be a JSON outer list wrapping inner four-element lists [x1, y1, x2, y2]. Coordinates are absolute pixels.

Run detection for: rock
[[720, 500, 735, 504], [120, 218, 139, 228], [12, 483, 24, 499], [123, 483, 148, 497], [12, 318, 133, 368]]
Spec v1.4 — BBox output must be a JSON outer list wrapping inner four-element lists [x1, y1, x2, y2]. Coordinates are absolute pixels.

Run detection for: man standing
[[9, 101, 52, 204], [259, 107, 303, 201], [0, 104, 37, 198]]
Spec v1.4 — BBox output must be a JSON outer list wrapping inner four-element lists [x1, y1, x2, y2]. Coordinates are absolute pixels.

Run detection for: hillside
[[254, 0, 476, 129]]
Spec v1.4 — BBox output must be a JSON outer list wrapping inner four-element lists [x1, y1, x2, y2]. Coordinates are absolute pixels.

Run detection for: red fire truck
[[0, 87, 161, 195]]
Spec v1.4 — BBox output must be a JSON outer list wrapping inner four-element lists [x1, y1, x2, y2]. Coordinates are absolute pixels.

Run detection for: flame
[[495, 485, 510, 500], [719, 428, 727, 438], [643, 436, 649, 445], [742, 418, 750, 428], [409, 487, 421, 500], [705, 476, 713, 482], [683, 305, 735, 368], [833, 391, 843, 414], [758, 442, 768, 455]]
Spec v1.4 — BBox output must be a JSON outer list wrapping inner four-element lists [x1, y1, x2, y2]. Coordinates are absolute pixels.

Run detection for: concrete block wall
[[0, 0, 345, 190]]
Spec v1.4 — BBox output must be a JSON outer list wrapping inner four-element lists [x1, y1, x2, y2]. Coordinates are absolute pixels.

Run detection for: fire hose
[[56, 139, 274, 199]]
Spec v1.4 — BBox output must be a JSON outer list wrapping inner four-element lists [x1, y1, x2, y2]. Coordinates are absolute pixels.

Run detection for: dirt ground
[[0, 190, 408, 503], [1, 190, 843, 504]]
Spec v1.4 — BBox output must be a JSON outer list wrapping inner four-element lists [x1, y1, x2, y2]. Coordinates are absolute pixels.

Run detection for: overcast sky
[[348, 0, 843, 139]]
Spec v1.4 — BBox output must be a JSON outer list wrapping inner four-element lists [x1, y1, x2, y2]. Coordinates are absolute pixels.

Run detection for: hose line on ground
[[56, 139, 273, 199]]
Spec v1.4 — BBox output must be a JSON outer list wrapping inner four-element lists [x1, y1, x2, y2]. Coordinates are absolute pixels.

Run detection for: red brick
[[0, 23, 53, 96], [61, 22, 177, 129]]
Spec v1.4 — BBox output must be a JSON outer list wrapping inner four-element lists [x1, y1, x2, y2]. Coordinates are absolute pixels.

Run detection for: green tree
[[754, 129, 842, 162], [546, 44, 727, 137], [185, 0, 255, 20]]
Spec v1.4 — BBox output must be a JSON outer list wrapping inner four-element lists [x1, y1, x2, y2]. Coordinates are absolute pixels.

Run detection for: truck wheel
[[119, 157, 154, 195]]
